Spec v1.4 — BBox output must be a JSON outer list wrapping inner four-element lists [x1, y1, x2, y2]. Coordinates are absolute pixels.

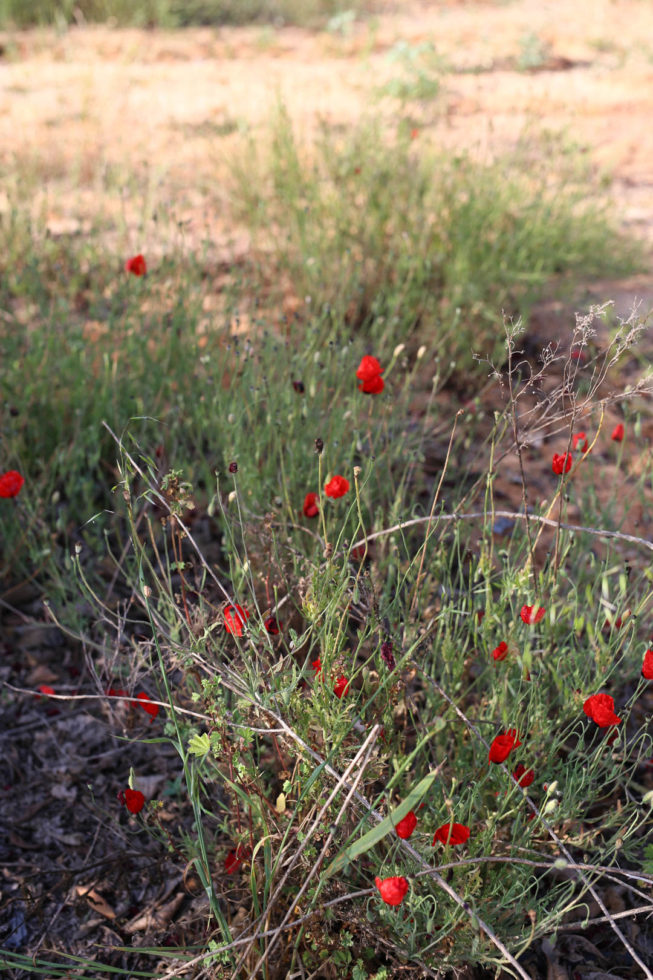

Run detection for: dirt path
[[1, 0, 653, 257]]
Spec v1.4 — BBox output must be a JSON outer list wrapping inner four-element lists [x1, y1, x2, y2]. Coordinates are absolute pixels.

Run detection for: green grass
[[1, 105, 653, 977], [230, 111, 641, 378], [0, 0, 380, 29]]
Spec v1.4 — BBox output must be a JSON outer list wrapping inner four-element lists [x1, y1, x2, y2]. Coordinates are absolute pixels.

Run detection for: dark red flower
[[135, 691, 159, 720], [264, 616, 282, 635], [476, 610, 485, 623], [124, 788, 145, 814], [433, 822, 470, 846], [611, 423, 624, 442], [552, 453, 573, 475], [224, 604, 249, 636], [374, 875, 409, 906], [492, 641, 509, 662], [324, 475, 349, 499], [572, 432, 589, 453], [642, 649, 653, 680], [303, 492, 319, 518], [0, 470, 24, 498], [125, 254, 147, 276], [512, 763, 534, 787], [311, 657, 323, 680], [356, 356, 384, 382], [36, 684, 55, 698], [333, 675, 349, 699], [489, 729, 521, 764], [583, 693, 621, 727], [395, 811, 417, 839], [570, 348, 585, 362], [224, 843, 250, 874], [228, 461, 238, 474], [380, 641, 396, 670], [520, 604, 545, 625], [359, 374, 384, 394], [107, 687, 129, 698], [292, 380, 305, 394]]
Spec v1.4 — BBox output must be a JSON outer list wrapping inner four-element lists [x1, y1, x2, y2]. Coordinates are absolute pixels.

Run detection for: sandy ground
[[1, 0, 653, 258]]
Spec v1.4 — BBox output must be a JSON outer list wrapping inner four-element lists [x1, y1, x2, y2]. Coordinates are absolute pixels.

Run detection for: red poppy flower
[[135, 691, 159, 720], [570, 348, 585, 362], [224, 843, 250, 874], [292, 380, 305, 394], [333, 675, 349, 699], [125, 254, 147, 276], [433, 822, 470, 846], [224, 604, 249, 636], [302, 492, 319, 518], [36, 684, 55, 697], [395, 811, 417, 839], [324, 475, 349, 499], [264, 616, 282, 635], [520, 605, 545, 625], [512, 763, 534, 788], [374, 875, 409, 907], [311, 657, 323, 680], [493, 641, 508, 662], [489, 729, 521, 764], [552, 453, 573, 475], [583, 693, 621, 727], [642, 649, 653, 680], [611, 423, 624, 442], [356, 356, 384, 382], [358, 374, 384, 394], [107, 687, 129, 698], [0, 470, 24, 498], [124, 788, 146, 814], [410, 128, 419, 140], [572, 432, 589, 453]]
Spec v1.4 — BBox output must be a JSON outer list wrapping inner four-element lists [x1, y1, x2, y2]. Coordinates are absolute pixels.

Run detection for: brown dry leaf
[[75, 885, 116, 920], [123, 892, 184, 933], [26, 664, 59, 685]]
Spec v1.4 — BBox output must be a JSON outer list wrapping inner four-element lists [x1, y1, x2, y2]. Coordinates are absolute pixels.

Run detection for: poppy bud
[[228, 461, 238, 473], [315, 437, 324, 454]]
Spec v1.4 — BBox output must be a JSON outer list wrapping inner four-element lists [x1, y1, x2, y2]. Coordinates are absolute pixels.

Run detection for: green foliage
[[0, 0, 377, 28], [231, 109, 640, 376]]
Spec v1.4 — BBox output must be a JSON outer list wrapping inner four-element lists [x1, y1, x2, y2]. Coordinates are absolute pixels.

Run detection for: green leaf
[[188, 732, 211, 756], [321, 768, 439, 879]]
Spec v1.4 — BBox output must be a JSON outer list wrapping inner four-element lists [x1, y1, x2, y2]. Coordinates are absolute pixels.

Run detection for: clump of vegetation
[[230, 109, 640, 376], [0, 0, 381, 29], [1, 77, 652, 977]]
